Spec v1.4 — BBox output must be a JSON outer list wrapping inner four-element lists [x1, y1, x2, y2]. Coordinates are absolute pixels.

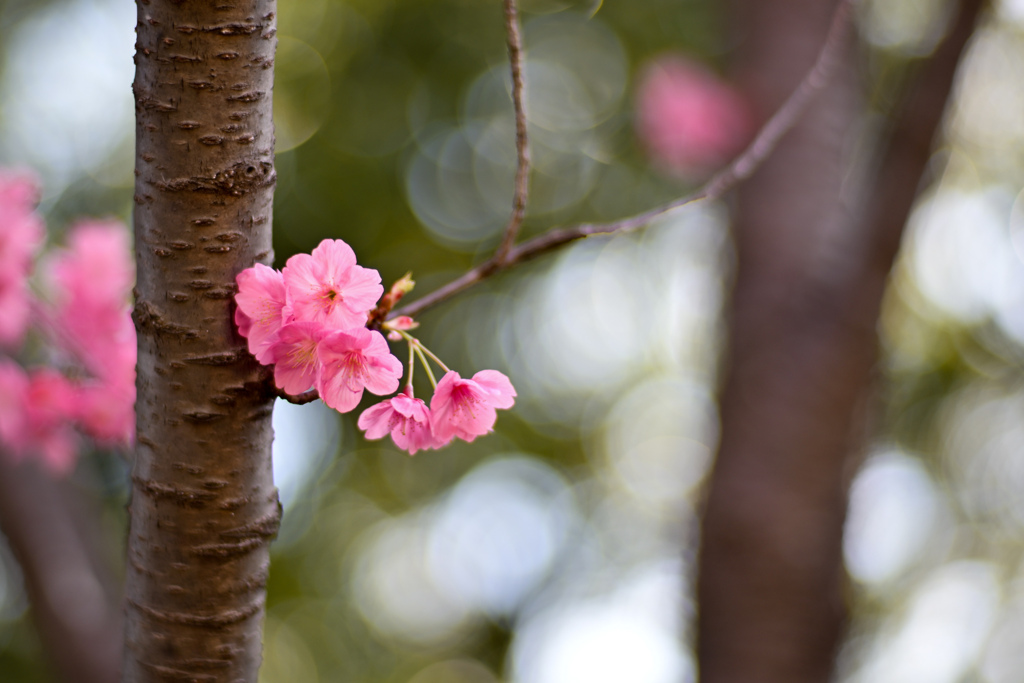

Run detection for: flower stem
[[405, 342, 416, 390], [397, 330, 451, 373], [414, 345, 438, 389]]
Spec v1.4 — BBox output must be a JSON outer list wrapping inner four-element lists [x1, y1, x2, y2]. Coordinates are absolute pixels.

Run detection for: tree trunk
[[696, 1, 984, 682], [126, 2, 279, 681]]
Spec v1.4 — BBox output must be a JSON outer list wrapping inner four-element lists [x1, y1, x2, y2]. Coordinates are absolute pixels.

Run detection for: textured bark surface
[[696, 1, 985, 682], [126, 2, 279, 681]]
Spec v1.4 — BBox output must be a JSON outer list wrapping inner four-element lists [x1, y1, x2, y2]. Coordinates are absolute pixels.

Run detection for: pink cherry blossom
[[0, 278, 33, 348], [50, 220, 133, 305], [0, 169, 39, 207], [635, 54, 750, 178], [46, 221, 135, 381], [430, 369, 516, 443], [358, 386, 437, 455], [316, 327, 402, 413], [75, 378, 135, 446], [0, 170, 44, 347], [264, 321, 329, 395], [0, 367, 79, 474], [23, 370, 79, 473], [283, 239, 383, 330], [235, 263, 289, 363]]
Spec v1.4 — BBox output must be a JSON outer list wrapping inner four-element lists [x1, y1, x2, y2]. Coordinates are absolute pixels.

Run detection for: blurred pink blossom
[[0, 365, 79, 474], [0, 170, 44, 347], [23, 369, 79, 474], [0, 170, 136, 473], [358, 386, 437, 455], [635, 54, 751, 178], [41, 220, 136, 454], [430, 369, 516, 444], [75, 378, 135, 447], [46, 221, 135, 382]]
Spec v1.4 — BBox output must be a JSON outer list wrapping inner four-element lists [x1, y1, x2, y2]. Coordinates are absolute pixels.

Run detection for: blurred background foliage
[[2, 0, 1024, 681]]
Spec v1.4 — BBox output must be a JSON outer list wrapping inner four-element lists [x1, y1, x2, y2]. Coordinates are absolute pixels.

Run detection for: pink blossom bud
[[386, 315, 418, 331]]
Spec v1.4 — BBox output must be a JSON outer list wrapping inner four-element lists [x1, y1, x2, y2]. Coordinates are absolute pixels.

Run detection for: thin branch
[[275, 387, 320, 405], [271, 0, 858, 410], [495, 0, 531, 263], [392, 0, 858, 321]]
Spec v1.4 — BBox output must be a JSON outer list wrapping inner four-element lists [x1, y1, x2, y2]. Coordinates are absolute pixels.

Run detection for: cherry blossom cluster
[[0, 170, 136, 473], [234, 238, 516, 456]]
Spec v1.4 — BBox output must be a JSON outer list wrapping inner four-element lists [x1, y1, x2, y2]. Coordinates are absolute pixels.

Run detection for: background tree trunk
[[0, 458, 121, 683], [126, 2, 279, 681], [696, 1, 985, 681]]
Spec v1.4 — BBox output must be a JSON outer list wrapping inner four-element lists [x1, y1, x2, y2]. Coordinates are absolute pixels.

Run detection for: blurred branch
[[695, 0, 985, 680], [391, 0, 858, 321], [0, 457, 121, 683], [494, 0, 531, 264]]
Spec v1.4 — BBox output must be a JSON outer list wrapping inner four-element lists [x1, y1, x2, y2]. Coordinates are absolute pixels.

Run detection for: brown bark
[[126, 2, 279, 681], [0, 458, 121, 683], [696, 1, 985, 682]]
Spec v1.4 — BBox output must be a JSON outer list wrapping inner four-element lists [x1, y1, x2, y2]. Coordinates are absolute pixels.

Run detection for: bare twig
[[495, 0, 531, 263], [392, 0, 858, 321]]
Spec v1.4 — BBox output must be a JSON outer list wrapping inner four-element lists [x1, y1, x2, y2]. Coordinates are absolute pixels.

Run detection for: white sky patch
[[427, 457, 576, 617], [351, 456, 575, 645], [511, 563, 692, 683], [907, 188, 1021, 325], [850, 561, 1000, 683], [844, 449, 941, 586], [272, 398, 339, 512], [0, 0, 135, 194]]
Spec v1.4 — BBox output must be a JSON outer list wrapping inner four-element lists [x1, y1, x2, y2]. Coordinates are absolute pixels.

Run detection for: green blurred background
[[3, 0, 1024, 681]]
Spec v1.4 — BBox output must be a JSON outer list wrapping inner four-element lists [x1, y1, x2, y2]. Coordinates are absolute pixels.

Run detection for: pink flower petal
[[358, 388, 438, 455], [266, 321, 328, 395], [235, 263, 288, 362], [311, 239, 357, 283], [282, 239, 382, 329], [358, 401, 399, 440], [471, 369, 516, 409], [317, 328, 402, 413], [430, 371, 499, 443]]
